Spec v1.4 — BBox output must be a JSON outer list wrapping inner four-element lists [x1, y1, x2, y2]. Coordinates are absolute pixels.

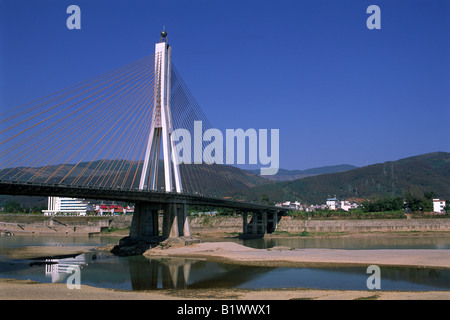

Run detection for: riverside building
[[42, 196, 88, 216]]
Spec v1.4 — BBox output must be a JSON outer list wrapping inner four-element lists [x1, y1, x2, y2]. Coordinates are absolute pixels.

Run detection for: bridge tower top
[[160, 29, 168, 42]]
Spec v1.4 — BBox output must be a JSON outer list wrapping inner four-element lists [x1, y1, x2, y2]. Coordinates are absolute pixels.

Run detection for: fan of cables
[[0, 55, 251, 197]]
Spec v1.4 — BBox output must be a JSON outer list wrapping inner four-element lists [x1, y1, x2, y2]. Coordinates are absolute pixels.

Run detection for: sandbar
[[144, 242, 450, 269], [0, 245, 96, 260]]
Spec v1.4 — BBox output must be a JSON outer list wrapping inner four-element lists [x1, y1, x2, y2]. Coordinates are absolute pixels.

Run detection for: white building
[[326, 198, 339, 210], [340, 201, 351, 211], [276, 201, 301, 210], [433, 199, 446, 213], [43, 196, 88, 216], [339, 201, 359, 211]]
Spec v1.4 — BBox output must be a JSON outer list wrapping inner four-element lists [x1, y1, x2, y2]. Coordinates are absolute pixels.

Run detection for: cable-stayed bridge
[[0, 31, 285, 244]]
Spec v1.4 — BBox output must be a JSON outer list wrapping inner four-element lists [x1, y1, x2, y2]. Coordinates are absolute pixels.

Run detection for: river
[[1, 234, 449, 292]]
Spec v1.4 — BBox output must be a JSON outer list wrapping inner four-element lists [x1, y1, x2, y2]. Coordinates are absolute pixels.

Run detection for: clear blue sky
[[1, 0, 449, 170]]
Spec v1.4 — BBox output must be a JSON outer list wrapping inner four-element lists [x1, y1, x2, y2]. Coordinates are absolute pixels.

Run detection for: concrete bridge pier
[[129, 201, 160, 239], [129, 201, 191, 239], [115, 200, 195, 256], [162, 201, 190, 238], [243, 210, 282, 237], [244, 211, 266, 235]]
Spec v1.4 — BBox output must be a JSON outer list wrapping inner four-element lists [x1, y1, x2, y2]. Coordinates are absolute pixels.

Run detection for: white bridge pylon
[[139, 33, 182, 193]]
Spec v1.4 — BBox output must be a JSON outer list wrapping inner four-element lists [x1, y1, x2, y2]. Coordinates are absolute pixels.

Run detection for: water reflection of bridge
[[128, 256, 274, 290]]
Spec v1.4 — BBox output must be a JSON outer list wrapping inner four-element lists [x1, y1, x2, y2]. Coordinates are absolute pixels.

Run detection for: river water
[[1, 235, 449, 292]]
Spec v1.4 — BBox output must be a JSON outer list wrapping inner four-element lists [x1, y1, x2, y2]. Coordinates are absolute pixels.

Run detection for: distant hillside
[[248, 164, 358, 181], [0, 160, 266, 208], [236, 152, 450, 204], [2, 153, 449, 209]]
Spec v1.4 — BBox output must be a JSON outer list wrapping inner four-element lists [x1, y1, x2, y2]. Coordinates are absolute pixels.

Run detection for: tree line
[[1, 201, 47, 214], [361, 191, 448, 213]]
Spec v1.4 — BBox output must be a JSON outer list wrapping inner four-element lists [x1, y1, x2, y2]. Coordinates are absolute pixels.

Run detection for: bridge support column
[[267, 211, 278, 233], [113, 200, 196, 256], [129, 202, 160, 239], [243, 210, 282, 237], [244, 211, 265, 236], [243, 212, 248, 234], [162, 201, 190, 238]]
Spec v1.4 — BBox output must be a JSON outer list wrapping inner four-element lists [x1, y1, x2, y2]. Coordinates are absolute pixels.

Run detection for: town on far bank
[[0, 193, 447, 217], [277, 197, 447, 214]]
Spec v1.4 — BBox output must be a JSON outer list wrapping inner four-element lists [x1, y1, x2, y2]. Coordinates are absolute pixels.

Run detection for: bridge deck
[[0, 180, 285, 212]]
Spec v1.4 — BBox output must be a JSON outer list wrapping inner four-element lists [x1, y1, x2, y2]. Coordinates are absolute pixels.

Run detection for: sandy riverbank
[[0, 245, 97, 260], [1, 278, 450, 300], [144, 241, 450, 269]]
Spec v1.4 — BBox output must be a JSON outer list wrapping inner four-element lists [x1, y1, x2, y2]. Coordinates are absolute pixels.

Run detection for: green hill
[[0, 159, 265, 193], [235, 152, 450, 204], [247, 164, 358, 181]]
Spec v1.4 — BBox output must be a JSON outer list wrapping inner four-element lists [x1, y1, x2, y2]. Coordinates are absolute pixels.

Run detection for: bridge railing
[[0, 179, 225, 200], [0, 179, 286, 211]]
